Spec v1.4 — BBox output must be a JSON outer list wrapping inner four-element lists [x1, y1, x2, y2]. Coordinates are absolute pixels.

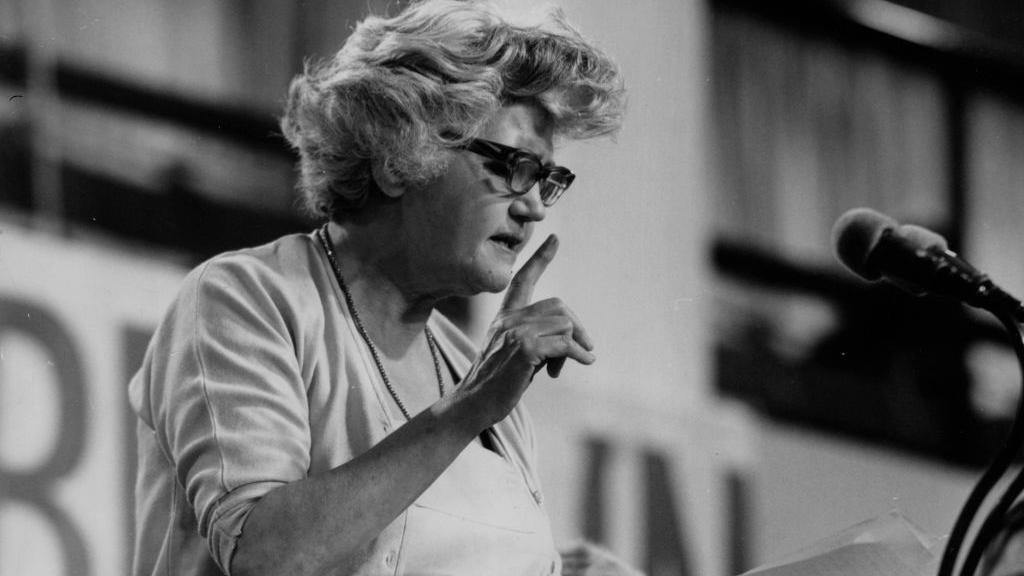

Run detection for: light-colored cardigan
[[129, 232, 558, 576]]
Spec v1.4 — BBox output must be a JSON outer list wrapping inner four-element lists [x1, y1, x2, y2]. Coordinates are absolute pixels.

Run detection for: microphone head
[[831, 208, 898, 281], [898, 224, 948, 252]]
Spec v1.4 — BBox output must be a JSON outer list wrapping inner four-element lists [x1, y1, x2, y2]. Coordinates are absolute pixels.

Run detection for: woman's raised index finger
[[500, 234, 559, 312]]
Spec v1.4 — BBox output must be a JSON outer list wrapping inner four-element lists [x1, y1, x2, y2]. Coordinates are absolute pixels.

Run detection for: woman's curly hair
[[280, 0, 626, 220]]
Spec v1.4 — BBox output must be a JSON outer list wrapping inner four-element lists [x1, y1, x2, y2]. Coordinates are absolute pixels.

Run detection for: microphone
[[831, 208, 1023, 315]]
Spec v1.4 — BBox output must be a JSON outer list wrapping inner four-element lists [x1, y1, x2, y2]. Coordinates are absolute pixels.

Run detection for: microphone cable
[[943, 308, 1024, 576]]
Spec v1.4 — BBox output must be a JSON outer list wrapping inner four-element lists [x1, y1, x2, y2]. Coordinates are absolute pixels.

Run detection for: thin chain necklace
[[316, 224, 445, 421]]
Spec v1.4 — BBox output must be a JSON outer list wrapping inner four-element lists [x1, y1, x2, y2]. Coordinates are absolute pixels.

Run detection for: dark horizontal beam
[[0, 41, 291, 157], [717, 343, 1009, 467], [711, 237, 863, 301], [61, 163, 310, 262], [713, 0, 1024, 101], [710, 237, 1008, 344], [0, 43, 26, 86], [55, 62, 290, 156]]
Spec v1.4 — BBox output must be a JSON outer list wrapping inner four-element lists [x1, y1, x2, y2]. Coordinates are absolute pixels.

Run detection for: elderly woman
[[129, 1, 627, 575]]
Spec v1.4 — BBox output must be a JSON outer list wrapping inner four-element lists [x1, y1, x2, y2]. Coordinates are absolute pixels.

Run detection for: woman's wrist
[[431, 387, 494, 439]]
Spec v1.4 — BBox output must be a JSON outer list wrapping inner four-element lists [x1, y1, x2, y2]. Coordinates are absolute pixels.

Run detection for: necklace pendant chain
[[316, 225, 446, 421]]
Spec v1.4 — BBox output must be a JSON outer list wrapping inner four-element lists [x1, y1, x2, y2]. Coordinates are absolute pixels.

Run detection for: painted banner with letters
[[0, 222, 754, 575]]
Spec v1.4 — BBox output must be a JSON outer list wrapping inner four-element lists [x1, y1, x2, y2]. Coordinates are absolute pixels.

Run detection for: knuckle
[[556, 316, 574, 332], [551, 299, 577, 319]]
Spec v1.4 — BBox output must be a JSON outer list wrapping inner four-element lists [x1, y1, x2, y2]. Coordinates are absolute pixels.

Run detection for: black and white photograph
[[2, 1, 1024, 575]]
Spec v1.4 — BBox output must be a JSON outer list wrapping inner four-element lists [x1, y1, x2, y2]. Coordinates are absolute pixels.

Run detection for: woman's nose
[[509, 186, 547, 222]]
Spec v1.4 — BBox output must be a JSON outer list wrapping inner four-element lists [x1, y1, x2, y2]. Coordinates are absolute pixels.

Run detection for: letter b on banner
[[0, 298, 91, 574]]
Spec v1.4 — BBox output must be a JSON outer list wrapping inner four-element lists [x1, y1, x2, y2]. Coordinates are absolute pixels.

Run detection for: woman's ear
[[371, 159, 406, 199]]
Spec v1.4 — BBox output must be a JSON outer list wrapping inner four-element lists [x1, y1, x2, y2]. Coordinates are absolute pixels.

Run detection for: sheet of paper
[[740, 511, 942, 576], [742, 543, 927, 576]]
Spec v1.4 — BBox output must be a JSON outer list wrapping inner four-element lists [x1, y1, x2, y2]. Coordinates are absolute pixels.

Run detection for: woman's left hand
[[559, 541, 647, 576]]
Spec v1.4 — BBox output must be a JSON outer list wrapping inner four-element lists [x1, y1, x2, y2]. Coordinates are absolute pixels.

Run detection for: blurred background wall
[[1, 0, 1024, 574]]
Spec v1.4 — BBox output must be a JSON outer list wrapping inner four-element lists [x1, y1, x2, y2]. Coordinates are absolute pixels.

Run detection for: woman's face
[[401, 101, 555, 296]]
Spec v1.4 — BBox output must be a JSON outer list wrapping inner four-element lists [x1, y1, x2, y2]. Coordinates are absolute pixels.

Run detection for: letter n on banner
[[644, 449, 694, 576]]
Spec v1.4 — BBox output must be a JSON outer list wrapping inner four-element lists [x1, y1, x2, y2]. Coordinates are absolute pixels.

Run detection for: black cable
[[959, 466, 1024, 576], [955, 312, 1024, 576], [937, 309, 1024, 576], [938, 444, 1016, 576]]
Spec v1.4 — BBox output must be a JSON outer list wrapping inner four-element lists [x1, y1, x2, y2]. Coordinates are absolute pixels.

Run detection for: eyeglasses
[[459, 138, 575, 207]]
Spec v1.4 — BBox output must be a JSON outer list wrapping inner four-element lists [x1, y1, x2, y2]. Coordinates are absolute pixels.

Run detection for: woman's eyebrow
[[512, 135, 553, 164]]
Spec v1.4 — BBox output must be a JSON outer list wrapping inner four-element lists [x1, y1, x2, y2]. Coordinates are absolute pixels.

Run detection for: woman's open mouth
[[489, 234, 523, 252]]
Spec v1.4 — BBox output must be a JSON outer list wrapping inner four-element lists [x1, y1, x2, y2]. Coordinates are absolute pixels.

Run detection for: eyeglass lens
[[509, 157, 540, 194], [509, 158, 571, 206], [540, 177, 568, 206]]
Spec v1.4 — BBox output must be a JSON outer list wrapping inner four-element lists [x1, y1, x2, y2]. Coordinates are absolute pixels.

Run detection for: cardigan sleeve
[[149, 255, 312, 574]]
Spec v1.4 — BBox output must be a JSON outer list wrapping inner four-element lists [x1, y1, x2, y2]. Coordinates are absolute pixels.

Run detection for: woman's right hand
[[455, 234, 596, 430]]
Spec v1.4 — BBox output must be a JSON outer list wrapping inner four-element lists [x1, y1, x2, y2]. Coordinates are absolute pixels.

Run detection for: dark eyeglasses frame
[[458, 138, 575, 207]]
